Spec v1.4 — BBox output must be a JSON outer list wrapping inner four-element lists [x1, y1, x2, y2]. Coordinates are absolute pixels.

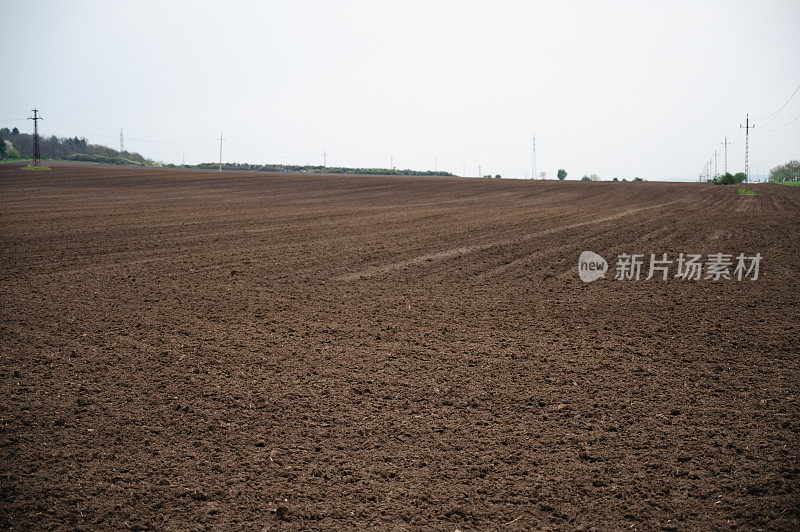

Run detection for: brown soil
[[1, 164, 798, 530]]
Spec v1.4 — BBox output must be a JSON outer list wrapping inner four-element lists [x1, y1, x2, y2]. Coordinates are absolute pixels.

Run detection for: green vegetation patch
[[68, 153, 144, 165], [22, 166, 51, 171], [768, 160, 799, 183], [737, 188, 756, 195], [710, 172, 747, 185]]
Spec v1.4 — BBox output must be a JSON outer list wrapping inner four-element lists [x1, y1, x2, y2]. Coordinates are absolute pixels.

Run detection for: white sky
[[2, 0, 799, 181]]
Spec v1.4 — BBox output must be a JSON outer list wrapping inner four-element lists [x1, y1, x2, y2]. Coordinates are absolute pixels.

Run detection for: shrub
[[710, 172, 746, 185]]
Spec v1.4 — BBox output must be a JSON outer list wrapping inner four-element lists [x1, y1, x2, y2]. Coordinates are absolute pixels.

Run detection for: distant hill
[[190, 162, 455, 176], [1, 126, 455, 176], [0, 127, 154, 166]]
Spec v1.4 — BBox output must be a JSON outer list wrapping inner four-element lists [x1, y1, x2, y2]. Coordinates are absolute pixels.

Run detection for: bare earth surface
[[1, 164, 798, 530]]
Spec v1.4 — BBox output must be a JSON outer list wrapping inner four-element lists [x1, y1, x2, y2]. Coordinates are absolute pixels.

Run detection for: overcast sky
[[2, 0, 799, 181]]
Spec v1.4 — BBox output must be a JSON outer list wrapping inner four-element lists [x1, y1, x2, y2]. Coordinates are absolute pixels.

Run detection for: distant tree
[[581, 175, 591, 181], [633, 177, 645, 182], [613, 177, 619, 182], [557, 168, 567, 180], [539, 171, 546, 179], [769, 160, 799, 182], [0, 127, 9, 136], [495, 174, 501, 179], [11, 127, 19, 135], [0, 138, 6, 159]]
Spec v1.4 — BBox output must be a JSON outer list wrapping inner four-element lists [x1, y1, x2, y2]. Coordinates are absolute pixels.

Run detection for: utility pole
[[390, 155, 394, 170], [28, 108, 42, 167], [434, 155, 438, 173], [120, 128, 124, 153], [323, 149, 327, 168], [740, 114, 755, 182], [532, 133, 537, 180], [462, 162, 466, 177], [722, 135, 728, 175], [714, 149, 718, 178], [182, 153, 185, 166], [218, 133, 224, 173]]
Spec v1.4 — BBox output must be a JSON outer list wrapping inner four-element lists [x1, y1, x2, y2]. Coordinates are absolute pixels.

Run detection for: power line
[[761, 111, 800, 133], [45, 113, 210, 144], [727, 128, 742, 147], [45, 113, 117, 135], [754, 80, 800, 126]]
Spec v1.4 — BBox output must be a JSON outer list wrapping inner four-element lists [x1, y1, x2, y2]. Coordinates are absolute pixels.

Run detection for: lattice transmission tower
[[28, 108, 43, 167]]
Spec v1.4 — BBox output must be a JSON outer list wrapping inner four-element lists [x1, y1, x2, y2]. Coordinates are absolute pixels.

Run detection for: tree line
[[768, 160, 799, 182], [708, 161, 799, 184], [0, 127, 151, 165], [191, 162, 454, 176], [1, 126, 455, 175]]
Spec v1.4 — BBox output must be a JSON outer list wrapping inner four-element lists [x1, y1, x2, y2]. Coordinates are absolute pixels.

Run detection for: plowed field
[[1, 164, 798, 530]]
